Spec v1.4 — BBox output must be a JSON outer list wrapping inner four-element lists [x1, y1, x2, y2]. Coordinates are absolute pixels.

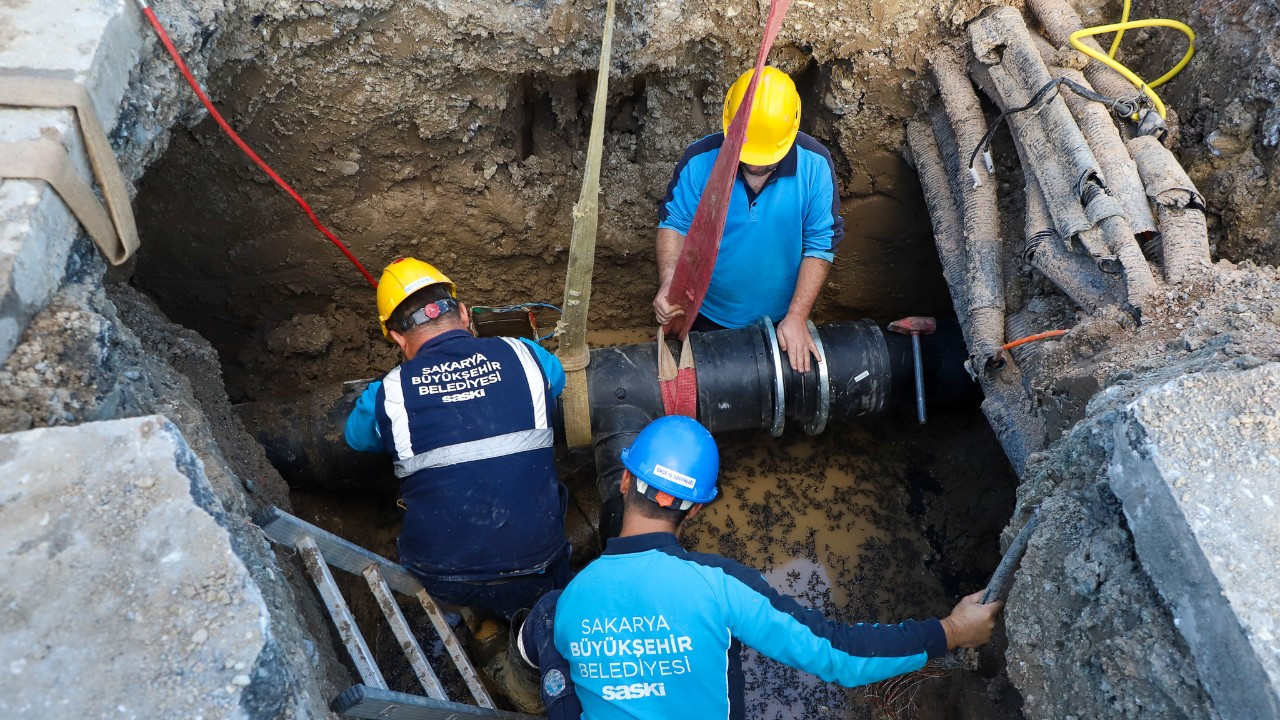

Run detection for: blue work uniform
[[658, 132, 844, 329], [344, 329, 569, 618], [528, 532, 947, 719]]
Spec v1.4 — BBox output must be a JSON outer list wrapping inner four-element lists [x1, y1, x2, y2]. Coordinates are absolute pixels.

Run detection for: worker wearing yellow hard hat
[[374, 256, 456, 340], [344, 257, 572, 622], [654, 66, 842, 374]]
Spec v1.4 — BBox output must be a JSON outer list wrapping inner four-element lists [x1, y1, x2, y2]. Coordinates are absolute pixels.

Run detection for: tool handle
[[982, 510, 1040, 604]]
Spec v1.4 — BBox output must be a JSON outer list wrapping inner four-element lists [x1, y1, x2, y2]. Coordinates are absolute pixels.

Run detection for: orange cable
[[1001, 330, 1067, 352]]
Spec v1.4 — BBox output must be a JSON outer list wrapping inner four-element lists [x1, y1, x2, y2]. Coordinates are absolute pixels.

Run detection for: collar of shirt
[[738, 141, 799, 202], [411, 328, 473, 359], [603, 532, 681, 556]]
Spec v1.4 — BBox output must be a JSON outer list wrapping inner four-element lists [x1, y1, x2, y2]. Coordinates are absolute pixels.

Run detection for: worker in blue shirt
[[516, 416, 1002, 719], [344, 257, 570, 620], [653, 66, 844, 373]]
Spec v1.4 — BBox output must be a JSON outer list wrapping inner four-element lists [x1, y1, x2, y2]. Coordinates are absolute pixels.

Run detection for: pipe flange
[[757, 315, 785, 437], [801, 319, 830, 435]]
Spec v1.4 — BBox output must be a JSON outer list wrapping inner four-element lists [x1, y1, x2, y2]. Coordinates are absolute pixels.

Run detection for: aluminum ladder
[[254, 506, 536, 720]]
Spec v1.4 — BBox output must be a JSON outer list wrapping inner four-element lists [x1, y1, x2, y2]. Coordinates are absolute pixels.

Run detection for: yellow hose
[[1070, 2, 1195, 119], [1106, 0, 1131, 58]]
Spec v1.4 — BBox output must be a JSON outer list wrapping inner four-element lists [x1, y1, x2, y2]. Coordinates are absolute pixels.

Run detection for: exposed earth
[[2, 0, 1279, 718]]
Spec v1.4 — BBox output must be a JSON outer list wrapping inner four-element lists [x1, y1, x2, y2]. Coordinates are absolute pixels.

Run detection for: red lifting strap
[[658, 329, 697, 418], [662, 0, 793, 339]]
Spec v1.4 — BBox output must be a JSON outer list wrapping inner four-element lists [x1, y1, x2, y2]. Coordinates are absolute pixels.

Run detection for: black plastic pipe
[[236, 318, 976, 496]]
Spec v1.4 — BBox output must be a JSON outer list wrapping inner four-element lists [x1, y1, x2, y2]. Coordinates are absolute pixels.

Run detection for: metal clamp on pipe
[[756, 316, 787, 437], [801, 320, 831, 435]]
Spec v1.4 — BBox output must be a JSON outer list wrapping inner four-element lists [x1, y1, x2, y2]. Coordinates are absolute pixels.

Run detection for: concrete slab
[[0, 0, 144, 362], [1110, 362, 1280, 720], [0, 415, 273, 719]]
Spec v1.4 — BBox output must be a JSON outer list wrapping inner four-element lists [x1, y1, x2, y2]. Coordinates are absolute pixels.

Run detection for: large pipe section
[[237, 319, 976, 500]]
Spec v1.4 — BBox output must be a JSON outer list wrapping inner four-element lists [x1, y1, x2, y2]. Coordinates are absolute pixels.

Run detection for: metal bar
[[911, 333, 926, 424], [362, 565, 448, 701], [297, 537, 388, 690], [333, 684, 537, 720], [415, 589, 495, 709], [255, 506, 423, 596]]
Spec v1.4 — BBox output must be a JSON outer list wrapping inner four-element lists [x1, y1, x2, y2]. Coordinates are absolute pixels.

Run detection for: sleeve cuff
[[921, 618, 949, 659], [802, 249, 835, 263], [658, 219, 691, 235]]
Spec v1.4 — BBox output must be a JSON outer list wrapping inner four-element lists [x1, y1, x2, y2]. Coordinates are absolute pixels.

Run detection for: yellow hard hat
[[723, 66, 801, 166], [376, 257, 457, 340]]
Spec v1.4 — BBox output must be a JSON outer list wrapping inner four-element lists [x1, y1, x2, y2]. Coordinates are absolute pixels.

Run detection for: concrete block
[[1110, 363, 1280, 720], [0, 415, 274, 719], [0, 0, 145, 363]]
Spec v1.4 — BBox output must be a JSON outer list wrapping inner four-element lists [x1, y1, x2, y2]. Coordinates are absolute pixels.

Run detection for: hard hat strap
[[395, 298, 458, 332], [635, 479, 694, 511]]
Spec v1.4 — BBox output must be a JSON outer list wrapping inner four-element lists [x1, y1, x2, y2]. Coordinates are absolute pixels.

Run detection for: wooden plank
[[363, 565, 448, 701], [416, 589, 496, 709], [256, 506, 424, 596], [297, 537, 388, 689], [333, 685, 538, 720]]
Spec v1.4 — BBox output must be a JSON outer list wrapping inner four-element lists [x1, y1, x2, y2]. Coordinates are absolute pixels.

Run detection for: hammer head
[[888, 316, 937, 335]]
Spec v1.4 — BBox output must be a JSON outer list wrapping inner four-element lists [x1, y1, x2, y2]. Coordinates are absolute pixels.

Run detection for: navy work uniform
[[345, 328, 569, 618], [525, 532, 949, 719]]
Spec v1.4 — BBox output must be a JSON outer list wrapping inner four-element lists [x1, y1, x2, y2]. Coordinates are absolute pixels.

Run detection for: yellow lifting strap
[[0, 76, 141, 265], [557, 0, 616, 449]]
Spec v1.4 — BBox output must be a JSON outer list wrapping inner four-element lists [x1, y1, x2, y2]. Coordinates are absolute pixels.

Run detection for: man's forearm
[[656, 227, 686, 286], [786, 257, 832, 319]]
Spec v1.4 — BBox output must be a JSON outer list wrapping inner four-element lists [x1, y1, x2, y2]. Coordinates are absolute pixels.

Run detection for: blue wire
[[472, 302, 563, 341]]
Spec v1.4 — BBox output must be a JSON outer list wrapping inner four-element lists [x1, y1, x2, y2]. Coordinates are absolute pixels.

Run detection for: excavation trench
[[122, 9, 1025, 716], [273, 360, 1022, 719]]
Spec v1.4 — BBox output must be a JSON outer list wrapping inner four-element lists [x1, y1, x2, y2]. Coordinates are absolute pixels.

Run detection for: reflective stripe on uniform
[[382, 366, 415, 461], [500, 336, 549, 430], [387, 336, 553, 478], [393, 427, 554, 477]]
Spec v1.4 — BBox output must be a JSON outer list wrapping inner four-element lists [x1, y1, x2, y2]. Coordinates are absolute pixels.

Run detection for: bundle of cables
[[965, 1, 1195, 187]]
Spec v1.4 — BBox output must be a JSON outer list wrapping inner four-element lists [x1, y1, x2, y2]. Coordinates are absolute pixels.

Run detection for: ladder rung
[[415, 589, 496, 709], [257, 508, 499, 711], [332, 684, 538, 719], [362, 565, 448, 701], [297, 536, 388, 690], [256, 506, 423, 595]]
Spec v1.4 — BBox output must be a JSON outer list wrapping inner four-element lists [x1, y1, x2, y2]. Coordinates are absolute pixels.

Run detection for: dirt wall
[[1127, 0, 1280, 267], [127, 0, 1017, 400]]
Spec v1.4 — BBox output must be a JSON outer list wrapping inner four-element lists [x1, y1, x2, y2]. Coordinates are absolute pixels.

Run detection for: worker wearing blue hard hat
[[515, 416, 1004, 719]]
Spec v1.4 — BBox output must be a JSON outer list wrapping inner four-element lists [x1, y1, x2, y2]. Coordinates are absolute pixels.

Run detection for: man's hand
[[653, 281, 685, 325], [776, 314, 822, 373], [940, 591, 1003, 649]]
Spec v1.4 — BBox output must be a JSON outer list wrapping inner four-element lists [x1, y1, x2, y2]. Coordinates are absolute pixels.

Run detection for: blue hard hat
[[620, 416, 720, 505]]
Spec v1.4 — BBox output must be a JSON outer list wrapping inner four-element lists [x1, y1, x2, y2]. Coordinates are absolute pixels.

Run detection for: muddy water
[[681, 424, 951, 719]]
